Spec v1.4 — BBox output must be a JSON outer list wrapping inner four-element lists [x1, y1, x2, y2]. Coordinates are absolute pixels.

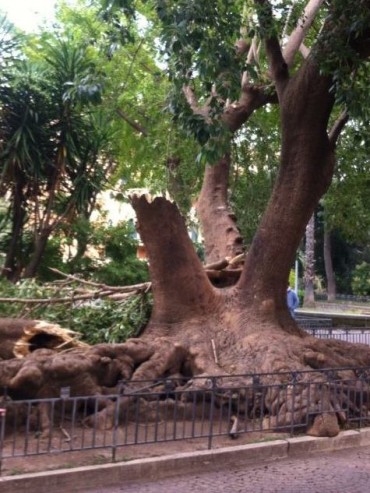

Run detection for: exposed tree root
[[1, 325, 370, 438]]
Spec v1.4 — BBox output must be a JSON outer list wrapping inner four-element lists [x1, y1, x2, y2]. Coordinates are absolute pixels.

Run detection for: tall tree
[[0, 34, 113, 280], [321, 121, 370, 297], [323, 222, 336, 301], [2, 0, 370, 440], [151, 0, 325, 263]]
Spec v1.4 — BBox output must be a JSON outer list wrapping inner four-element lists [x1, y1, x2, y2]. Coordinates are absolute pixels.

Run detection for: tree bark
[[304, 214, 316, 307], [1, 179, 26, 282], [1, 2, 370, 440], [23, 230, 51, 279], [324, 227, 336, 302], [196, 154, 244, 265], [238, 58, 334, 317]]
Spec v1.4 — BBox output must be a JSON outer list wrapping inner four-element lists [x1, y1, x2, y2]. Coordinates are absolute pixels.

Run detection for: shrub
[[352, 262, 370, 296]]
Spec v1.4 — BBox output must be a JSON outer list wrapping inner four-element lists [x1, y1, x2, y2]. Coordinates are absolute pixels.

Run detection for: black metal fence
[[295, 316, 370, 345], [305, 328, 370, 345], [1, 366, 370, 474], [315, 294, 370, 303], [297, 317, 333, 329]]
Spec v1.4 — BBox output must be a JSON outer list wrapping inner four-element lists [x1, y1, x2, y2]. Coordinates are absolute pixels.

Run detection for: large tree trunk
[[1, 7, 370, 440], [1, 193, 370, 438], [196, 154, 244, 265], [304, 214, 316, 307], [324, 227, 336, 302]]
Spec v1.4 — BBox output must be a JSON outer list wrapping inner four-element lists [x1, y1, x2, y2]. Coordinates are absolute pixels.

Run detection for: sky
[[0, 0, 57, 32]]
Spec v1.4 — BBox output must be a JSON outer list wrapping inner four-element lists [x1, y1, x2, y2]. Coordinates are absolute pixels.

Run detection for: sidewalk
[[2, 428, 370, 493]]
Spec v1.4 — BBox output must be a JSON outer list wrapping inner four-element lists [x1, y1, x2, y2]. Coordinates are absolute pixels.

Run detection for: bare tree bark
[[323, 227, 336, 302], [1, 179, 26, 282], [304, 214, 316, 307], [195, 154, 244, 265]]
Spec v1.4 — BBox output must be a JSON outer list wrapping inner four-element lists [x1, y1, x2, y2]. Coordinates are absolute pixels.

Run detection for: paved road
[[83, 446, 370, 493]]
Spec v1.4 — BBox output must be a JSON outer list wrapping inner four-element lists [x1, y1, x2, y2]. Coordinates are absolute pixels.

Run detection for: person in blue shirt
[[287, 282, 299, 318]]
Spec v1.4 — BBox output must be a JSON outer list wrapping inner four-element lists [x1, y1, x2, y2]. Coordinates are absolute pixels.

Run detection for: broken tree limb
[[0, 318, 88, 360]]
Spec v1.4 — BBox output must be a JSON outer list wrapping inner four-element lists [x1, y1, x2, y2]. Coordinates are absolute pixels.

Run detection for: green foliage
[[0, 29, 117, 279], [0, 278, 152, 344], [352, 262, 370, 296], [323, 123, 370, 245], [69, 294, 152, 344], [315, 1, 370, 122], [37, 219, 150, 286], [230, 108, 280, 245], [58, 0, 202, 211], [89, 220, 149, 285], [152, 0, 247, 160]]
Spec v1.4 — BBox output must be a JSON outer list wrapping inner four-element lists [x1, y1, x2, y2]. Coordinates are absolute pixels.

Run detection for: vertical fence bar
[[111, 394, 121, 462], [0, 408, 6, 475], [290, 373, 297, 436], [208, 378, 216, 450]]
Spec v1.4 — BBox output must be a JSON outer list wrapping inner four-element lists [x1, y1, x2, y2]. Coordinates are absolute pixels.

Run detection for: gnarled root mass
[[1, 325, 370, 439]]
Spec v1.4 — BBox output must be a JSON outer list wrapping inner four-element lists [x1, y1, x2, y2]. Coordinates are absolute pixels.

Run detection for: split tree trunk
[[1, 8, 370, 439], [0, 318, 87, 361], [196, 154, 244, 265]]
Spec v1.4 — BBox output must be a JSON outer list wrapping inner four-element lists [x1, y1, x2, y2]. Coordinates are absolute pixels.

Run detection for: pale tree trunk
[[304, 214, 316, 307], [323, 227, 336, 302]]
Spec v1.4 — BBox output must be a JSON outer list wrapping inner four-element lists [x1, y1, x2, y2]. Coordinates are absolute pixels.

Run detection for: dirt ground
[[0, 422, 289, 477]]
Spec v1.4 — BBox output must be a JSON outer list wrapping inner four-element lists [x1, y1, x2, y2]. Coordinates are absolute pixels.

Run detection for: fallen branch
[[49, 268, 151, 293], [0, 255, 245, 308]]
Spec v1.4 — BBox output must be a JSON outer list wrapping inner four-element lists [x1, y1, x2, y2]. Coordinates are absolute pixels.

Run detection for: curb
[[1, 428, 370, 493]]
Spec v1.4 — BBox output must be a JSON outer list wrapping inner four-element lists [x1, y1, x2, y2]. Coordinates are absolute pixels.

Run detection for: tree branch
[[283, 0, 325, 67], [116, 108, 148, 136], [49, 267, 151, 293], [254, 0, 289, 90], [299, 43, 311, 59], [328, 110, 349, 148], [182, 85, 210, 121]]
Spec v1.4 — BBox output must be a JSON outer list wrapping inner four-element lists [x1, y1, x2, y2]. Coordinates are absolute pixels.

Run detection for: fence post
[[0, 408, 6, 476], [208, 377, 217, 450], [290, 372, 298, 436], [112, 382, 125, 463]]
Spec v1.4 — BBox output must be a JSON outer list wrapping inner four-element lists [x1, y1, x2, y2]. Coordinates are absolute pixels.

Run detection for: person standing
[[287, 282, 299, 318]]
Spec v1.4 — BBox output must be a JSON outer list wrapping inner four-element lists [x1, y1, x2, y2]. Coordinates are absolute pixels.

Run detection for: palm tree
[[0, 34, 113, 281]]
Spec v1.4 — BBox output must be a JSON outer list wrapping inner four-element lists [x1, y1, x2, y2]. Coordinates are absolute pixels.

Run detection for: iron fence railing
[[296, 317, 333, 329], [1, 366, 370, 474], [295, 315, 370, 345], [305, 328, 370, 346], [315, 294, 370, 303]]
